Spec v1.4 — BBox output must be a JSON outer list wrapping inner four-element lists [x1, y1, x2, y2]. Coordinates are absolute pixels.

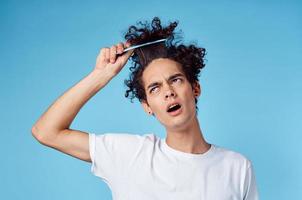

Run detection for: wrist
[[84, 69, 113, 92], [91, 68, 113, 81]]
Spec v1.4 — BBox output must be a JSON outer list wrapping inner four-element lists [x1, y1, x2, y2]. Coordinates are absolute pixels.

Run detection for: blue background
[[1, 0, 301, 199]]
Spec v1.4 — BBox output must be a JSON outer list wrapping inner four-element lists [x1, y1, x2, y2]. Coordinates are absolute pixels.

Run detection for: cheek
[[147, 97, 163, 113], [181, 85, 193, 97], [183, 88, 196, 108]]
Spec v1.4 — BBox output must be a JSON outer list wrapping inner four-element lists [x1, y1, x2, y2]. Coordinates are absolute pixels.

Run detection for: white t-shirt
[[89, 133, 259, 200]]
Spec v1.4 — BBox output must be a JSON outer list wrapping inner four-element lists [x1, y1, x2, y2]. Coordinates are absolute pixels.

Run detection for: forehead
[[142, 58, 184, 86]]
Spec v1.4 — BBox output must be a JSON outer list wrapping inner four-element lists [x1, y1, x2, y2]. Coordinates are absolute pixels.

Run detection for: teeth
[[169, 104, 178, 109]]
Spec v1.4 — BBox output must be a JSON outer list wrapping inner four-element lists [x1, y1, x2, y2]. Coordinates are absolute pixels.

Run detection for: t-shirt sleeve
[[243, 161, 259, 200], [89, 132, 143, 182]]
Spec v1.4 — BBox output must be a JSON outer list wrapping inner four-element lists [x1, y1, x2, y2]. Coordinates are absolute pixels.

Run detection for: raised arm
[[31, 42, 133, 162]]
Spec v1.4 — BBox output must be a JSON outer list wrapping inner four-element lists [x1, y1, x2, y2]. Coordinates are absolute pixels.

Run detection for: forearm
[[32, 69, 112, 137]]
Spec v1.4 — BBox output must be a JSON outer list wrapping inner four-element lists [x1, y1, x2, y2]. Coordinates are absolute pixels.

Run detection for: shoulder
[[213, 144, 252, 169]]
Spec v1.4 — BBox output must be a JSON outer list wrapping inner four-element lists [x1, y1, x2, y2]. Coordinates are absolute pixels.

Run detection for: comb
[[117, 38, 167, 55]]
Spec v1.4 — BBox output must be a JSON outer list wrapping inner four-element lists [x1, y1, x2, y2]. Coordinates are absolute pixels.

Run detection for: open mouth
[[167, 104, 181, 113]]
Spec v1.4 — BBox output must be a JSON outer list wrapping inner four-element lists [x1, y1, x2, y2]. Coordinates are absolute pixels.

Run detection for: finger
[[124, 41, 131, 48], [117, 42, 124, 54], [105, 48, 110, 62], [118, 49, 134, 64], [99, 48, 107, 62], [110, 45, 117, 63]]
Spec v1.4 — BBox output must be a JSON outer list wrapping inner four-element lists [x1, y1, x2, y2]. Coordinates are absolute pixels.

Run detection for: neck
[[165, 117, 210, 154]]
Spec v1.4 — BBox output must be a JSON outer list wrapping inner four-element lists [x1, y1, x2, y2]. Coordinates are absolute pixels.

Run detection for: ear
[[141, 100, 153, 115], [192, 81, 201, 98]]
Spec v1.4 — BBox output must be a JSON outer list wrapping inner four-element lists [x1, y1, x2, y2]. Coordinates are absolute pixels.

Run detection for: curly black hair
[[123, 17, 206, 110]]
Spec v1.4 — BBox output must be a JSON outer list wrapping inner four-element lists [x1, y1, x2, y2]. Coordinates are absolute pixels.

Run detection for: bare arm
[[31, 41, 133, 162]]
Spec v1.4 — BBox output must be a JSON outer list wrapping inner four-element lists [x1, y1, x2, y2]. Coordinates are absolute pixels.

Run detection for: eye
[[172, 78, 182, 83], [150, 86, 159, 93]]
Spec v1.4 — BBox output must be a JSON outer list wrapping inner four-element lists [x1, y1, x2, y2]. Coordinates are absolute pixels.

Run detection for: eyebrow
[[146, 73, 185, 90]]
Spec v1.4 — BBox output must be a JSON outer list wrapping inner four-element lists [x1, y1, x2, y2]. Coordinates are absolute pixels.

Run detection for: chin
[[158, 108, 196, 129], [165, 116, 192, 130]]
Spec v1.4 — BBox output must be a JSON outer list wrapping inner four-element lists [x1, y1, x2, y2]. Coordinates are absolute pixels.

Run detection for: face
[[141, 58, 201, 131]]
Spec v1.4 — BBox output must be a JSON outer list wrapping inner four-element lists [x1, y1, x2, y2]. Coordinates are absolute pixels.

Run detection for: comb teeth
[[117, 38, 167, 55]]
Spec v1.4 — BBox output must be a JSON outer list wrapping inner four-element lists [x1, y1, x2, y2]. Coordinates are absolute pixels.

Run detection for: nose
[[164, 85, 176, 99]]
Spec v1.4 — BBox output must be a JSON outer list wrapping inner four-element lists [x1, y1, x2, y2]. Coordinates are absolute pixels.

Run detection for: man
[[32, 17, 259, 199]]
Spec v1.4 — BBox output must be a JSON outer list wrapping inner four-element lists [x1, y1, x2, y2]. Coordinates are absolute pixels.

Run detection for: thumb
[[116, 49, 134, 65]]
